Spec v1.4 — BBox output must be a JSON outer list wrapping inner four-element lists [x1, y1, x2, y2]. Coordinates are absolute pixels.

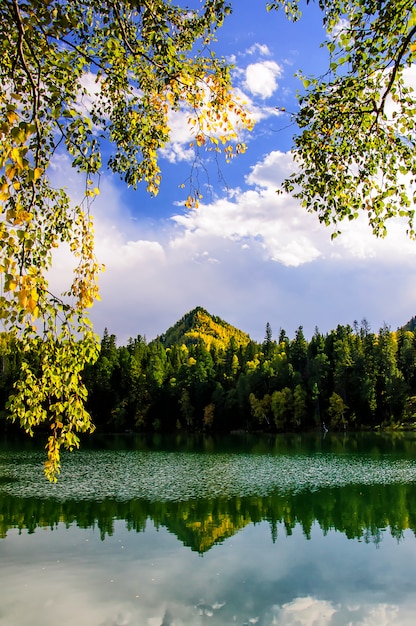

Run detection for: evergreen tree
[[263, 322, 274, 358], [290, 326, 308, 381]]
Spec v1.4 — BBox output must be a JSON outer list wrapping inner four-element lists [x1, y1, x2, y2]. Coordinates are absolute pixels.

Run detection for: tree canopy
[[268, 0, 416, 238], [0, 0, 252, 480]]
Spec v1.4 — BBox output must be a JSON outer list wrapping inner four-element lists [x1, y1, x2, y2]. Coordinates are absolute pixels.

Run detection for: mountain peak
[[158, 307, 251, 351]]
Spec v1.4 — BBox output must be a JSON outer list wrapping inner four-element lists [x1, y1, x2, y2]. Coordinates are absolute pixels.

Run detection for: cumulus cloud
[[274, 596, 337, 625], [170, 186, 323, 267], [246, 149, 297, 187], [267, 597, 410, 626], [245, 61, 283, 99], [43, 126, 416, 345], [170, 149, 416, 269]]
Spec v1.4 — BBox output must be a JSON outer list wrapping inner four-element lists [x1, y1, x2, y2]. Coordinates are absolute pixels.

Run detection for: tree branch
[[377, 23, 416, 119]]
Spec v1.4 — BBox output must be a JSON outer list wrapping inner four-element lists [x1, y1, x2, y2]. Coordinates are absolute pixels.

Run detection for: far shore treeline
[[2, 306, 416, 435]]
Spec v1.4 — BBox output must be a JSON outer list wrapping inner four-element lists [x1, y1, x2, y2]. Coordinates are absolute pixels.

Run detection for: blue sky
[[49, 1, 416, 345]]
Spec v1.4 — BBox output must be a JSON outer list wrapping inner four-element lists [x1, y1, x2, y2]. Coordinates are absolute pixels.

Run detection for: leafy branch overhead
[[0, 0, 253, 481], [269, 0, 416, 238], [2, 0, 415, 481]]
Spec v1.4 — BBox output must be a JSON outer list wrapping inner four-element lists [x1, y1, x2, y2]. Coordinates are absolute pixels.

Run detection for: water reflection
[[2, 520, 416, 625], [2, 433, 416, 625], [1, 480, 416, 548]]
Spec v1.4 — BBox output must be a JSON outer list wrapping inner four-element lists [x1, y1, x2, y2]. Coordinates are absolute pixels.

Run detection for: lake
[[1, 432, 416, 625]]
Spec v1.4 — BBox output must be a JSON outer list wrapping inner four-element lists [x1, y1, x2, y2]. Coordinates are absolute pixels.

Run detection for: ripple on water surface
[[1, 448, 416, 501]]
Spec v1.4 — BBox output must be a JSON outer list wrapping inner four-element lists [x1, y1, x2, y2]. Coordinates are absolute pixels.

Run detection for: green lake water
[[1, 432, 416, 625]]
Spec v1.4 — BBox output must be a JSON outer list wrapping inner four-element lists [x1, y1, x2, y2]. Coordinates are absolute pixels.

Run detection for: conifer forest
[[2, 307, 416, 436]]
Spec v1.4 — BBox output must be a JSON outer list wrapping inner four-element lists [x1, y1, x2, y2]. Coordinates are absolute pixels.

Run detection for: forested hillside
[[1, 308, 416, 434], [158, 306, 251, 351]]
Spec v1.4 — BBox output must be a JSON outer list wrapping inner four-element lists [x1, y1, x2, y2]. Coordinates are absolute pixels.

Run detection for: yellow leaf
[[18, 289, 28, 308], [5, 165, 17, 180], [11, 147, 20, 161], [27, 298, 37, 313], [6, 110, 18, 124], [31, 305, 39, 319]]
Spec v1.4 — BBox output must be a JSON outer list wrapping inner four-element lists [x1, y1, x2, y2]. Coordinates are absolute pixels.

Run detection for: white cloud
[[170, 149, 416, 269], [274, 596, 337, 625], [246, 149, 297, 187], [245, 61, 283, 99], [328, 17, 349, 39], [247, 43, 272, 56], [170, 186, 323, 267], [159, 109, 195, 164], [267, 597, 410, 626], [160, 141, 195, 164], [42, 140, 416, 345], [403, 64, 416, 91]]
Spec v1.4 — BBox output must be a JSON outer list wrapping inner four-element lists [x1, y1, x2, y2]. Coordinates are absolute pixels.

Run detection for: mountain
[[156, 306, 251, 351], [402, 316, 416, 332]]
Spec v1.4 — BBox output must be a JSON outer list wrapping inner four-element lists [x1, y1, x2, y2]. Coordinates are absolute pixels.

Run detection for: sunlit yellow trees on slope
[[269, 0, 416, 238], [0, 0, 253, 480]]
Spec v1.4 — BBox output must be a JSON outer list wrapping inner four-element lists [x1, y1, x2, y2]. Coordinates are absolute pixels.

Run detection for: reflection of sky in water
[[2, 519, 416, 626]]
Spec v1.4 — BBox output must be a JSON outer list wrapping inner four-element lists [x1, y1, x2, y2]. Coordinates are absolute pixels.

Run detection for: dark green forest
[[2, 306, 416, 435]]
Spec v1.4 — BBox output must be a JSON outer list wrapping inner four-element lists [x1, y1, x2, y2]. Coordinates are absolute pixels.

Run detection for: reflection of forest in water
[[2, 481, 416, 552], [3, 431, 416, 551]]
